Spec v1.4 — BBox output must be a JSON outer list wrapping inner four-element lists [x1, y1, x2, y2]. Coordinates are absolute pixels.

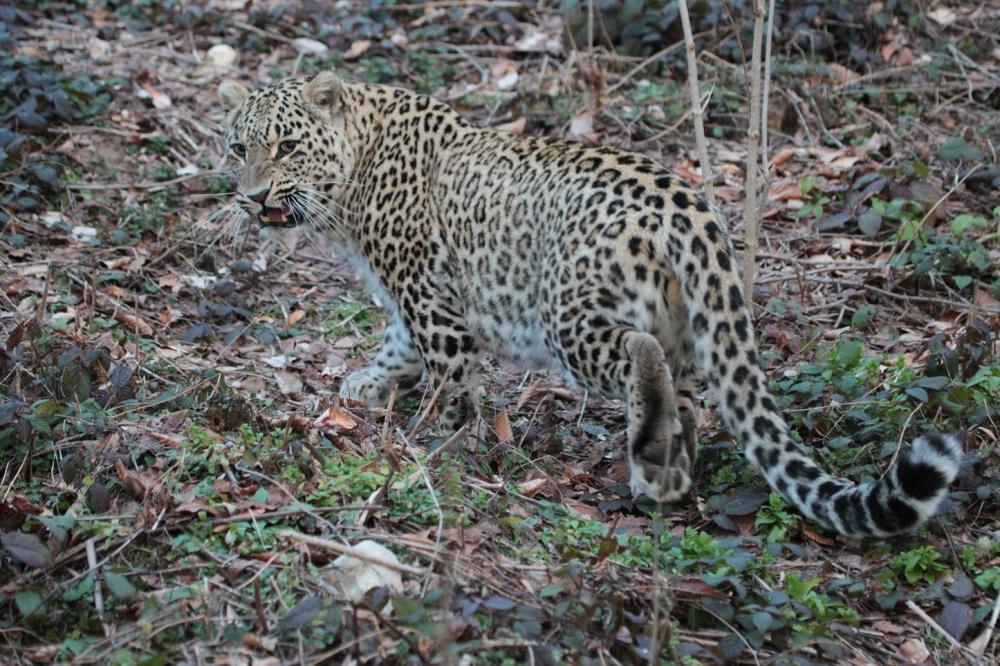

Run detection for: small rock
[[292, 38, 328, 55], [71, 225, 97, 242], [181, 274, 217, 290], [206, 43, 238, 68], [495, 70, 519, 91], [389, 29, 408, 48], [568, 112, 594, 140], [328, 540, 404, 603], [88, 38, 111, 61], [39, 211, 64, 228]]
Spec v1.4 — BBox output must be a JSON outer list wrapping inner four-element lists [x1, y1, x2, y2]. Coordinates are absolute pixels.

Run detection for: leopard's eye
[[231, 143, 247, 158], [277, 140, 298, 158]]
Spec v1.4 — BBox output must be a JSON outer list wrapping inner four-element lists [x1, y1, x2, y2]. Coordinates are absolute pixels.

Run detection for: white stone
[[206, 44, 238, 68]]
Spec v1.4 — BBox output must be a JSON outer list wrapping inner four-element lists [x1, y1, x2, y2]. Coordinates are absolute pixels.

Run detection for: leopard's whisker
[[293, 192, 346, 237], [298, 186, 359, 216]]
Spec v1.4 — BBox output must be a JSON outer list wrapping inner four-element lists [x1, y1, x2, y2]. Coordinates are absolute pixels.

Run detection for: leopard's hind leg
[[623, 331, 693, 502], [551, 315, 692, 502]]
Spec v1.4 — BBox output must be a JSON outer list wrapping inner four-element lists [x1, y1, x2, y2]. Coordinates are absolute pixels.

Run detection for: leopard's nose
[[246, 186, 271, 204]]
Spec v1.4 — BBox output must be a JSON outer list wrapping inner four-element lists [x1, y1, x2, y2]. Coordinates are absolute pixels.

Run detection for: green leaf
[[539, 585, 563, 598], [250, 487, 269, 503], [15, 590, 44, 617], [953, 275, 972, 290], [857, 208, 882, 237], [914, 376, 950, 390], [723, 486, 768, 516], [33, 399, 61, 418], [752, 610, 773, 633], [392, 595, 427, 625], [622, 0, 645, 20], [937, 137, 983, 162], [278, 595, 323, 631], [974, 568, 1000, 592], [63, 573, 95, 602], [951, 214, 987, 237], [38, 515, 75, 542], [24, 414, 52, 435], [137, 655, 169, 666], [838, 340, 863, 368], [905, 387, 929, 402], [1, 531, 53, 568], [104, 572, 137, 600], [850, 306, 874, 330]]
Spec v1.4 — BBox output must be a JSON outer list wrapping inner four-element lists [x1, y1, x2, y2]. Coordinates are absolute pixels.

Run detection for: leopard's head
[[217, 72, 358, 234]]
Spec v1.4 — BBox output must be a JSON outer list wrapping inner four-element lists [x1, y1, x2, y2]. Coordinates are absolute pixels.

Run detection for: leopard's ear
[[302, 71, 342, 110], [218, 80, 250, 111]]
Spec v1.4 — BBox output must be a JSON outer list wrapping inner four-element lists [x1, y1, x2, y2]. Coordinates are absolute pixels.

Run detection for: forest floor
[[1, 2, 999, 664]]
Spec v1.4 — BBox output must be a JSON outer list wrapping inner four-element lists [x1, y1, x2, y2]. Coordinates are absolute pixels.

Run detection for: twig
[[677, 0, 715, 207], [883, 164, 984, 266], [456, 638, 540, 653], [85, 538, 109, 637], [605, 36, 692, 95], [65, 170, 226, 192], [280, 531, 427, 575], [905, 599, 972, 657], [755, 0, 776, 225], [406, 380, 447, 440], [229, 19, 296, 45], [969, 592, 1000, 663]]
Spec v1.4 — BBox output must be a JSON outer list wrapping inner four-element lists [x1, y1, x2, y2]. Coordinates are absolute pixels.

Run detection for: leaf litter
[[0, 1, 998, 664]]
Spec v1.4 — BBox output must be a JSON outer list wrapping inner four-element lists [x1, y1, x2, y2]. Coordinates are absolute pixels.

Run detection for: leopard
[[217, 71, 962, 538]]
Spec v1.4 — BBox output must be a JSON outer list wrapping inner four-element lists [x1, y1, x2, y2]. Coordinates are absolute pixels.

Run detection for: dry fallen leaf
[[242, 633, 277, 652], [274, 370, 303, 395], [344, 39, 371, 60], [139, 82, 171, 109], [516, 477, 549, 497], [871, 619, 908, 635], [802, 525, 836, 546], [897, 638, 930, 664], [114, 311, 153, 337], [515, 379, 578, 411], [115, 459, 150, 499], [495, 117, 526, 134], [283, 309, 306, 328], [562, 497, 603, 521], [927, 6, 957, 26], [314, 405, 357, 432], [494, 408, 513, 442]]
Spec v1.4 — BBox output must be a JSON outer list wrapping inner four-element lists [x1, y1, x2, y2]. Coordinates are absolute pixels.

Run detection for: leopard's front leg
[[392, 289, 483, 433], [339, 312, 425, 406]]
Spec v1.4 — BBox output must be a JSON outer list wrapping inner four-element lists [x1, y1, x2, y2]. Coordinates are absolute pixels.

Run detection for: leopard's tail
[[666, 196, 961, 537]]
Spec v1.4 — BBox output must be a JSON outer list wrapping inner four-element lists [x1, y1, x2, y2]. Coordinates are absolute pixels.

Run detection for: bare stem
[[742, 0, 771, 300], [677, 0, 716, 208]]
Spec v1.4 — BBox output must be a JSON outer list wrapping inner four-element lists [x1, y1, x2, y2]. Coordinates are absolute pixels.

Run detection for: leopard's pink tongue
[[265, 207, 290, 223]]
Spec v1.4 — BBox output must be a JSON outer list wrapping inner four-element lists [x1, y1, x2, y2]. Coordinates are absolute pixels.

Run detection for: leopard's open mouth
[[258, 205, 304, 228]]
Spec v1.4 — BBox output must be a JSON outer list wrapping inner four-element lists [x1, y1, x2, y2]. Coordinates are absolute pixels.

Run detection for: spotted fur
[[218, 72, 961, 537]]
